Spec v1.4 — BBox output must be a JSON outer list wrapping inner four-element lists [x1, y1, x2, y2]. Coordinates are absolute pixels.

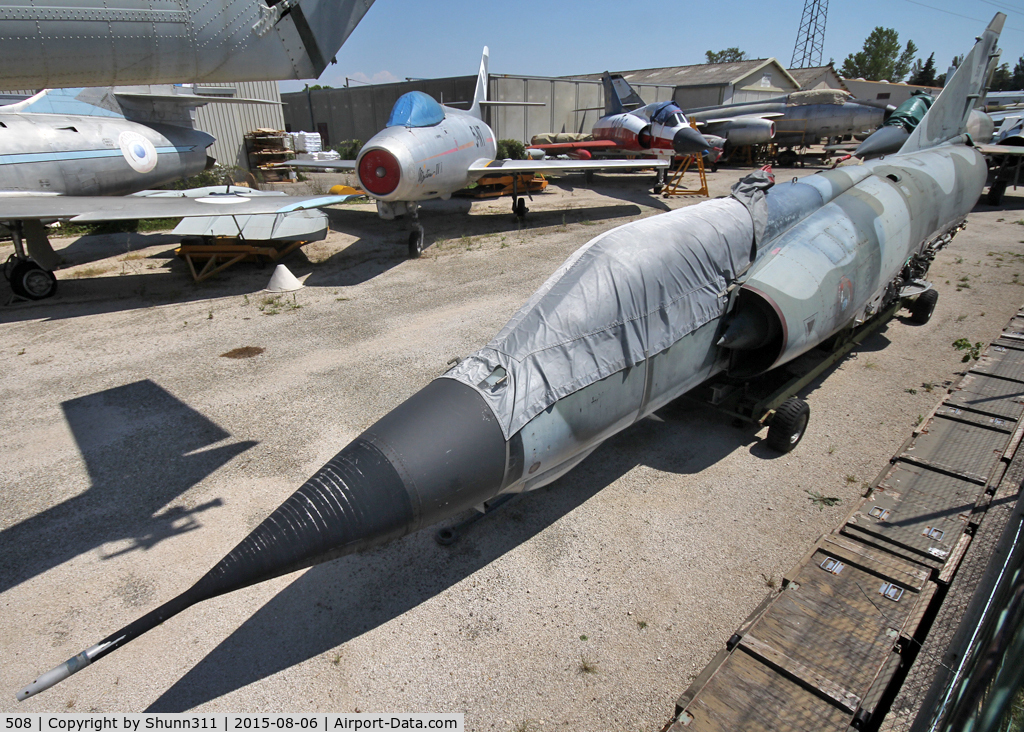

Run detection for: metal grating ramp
[[663, 306, 1024, 732], [946, 372, 1024, 419], [843, 463, 983, 566], [898, 415, 1010, 484]]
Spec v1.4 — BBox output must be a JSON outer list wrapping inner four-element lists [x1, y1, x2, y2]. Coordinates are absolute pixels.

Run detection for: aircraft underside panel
[[0, 0, 375, 88]]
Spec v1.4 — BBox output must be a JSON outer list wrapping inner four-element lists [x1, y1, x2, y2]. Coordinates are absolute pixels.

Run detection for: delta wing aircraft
[[528, 73, 723, 190], [281, 48, 670, 257], [0, 87, 357, 299], [15, 13, 1006, 703], [0, 0, 376, 89]]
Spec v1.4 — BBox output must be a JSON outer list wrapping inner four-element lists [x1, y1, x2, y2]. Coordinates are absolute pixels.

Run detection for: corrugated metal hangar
[[279, 57, 848, 152]]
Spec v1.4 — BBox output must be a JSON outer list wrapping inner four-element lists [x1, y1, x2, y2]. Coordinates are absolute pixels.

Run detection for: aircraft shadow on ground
[[0, 379, 255, 596], [974, 195, 1024, 213], [145, 404, 753, 712]]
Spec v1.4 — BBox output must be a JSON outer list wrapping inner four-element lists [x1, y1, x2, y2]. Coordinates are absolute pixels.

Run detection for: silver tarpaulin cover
[[443, 198, 756, 438]]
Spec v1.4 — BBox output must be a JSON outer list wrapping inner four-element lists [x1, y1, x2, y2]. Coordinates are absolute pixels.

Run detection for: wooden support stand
[[176, 238, 308, 283]]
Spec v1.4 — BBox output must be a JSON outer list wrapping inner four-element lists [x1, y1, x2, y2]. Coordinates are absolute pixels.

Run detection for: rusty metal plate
[[746, 549, 922, 698], [900, 416, 1009, 484], [677, 647, 852, 731], [946, 372, 1024, 419]]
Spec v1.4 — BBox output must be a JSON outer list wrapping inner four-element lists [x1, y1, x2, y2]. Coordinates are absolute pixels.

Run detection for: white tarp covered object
[[444, 194, 760, 439]]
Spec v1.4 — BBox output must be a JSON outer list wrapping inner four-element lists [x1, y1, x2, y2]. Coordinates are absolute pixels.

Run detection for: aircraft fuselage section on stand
[[0, 112, 213, 196]]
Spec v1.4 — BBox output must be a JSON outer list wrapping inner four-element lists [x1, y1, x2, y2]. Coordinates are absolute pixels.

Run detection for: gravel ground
[[2, 165, 1024, 729]]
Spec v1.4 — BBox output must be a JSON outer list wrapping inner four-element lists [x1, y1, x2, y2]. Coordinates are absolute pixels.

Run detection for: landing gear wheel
[[909, 288, 939, 324], [408, 227, 424, 258], [653, 183, 664, 194], [987, 180, 1007, 205], [766, 397, 809, 454], [777, 149, 798, 168], [514, 197, 528, 218], [9, 260, 57, 299]]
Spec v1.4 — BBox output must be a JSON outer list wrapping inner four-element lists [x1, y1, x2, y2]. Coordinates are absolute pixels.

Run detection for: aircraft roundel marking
[[838, 276, 853, 312], [118, 130, 158, 173]]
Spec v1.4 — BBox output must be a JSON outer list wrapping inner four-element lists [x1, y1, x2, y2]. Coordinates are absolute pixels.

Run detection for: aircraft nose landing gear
[[6, 257, 58, 300], [2, 221, 58, 301]]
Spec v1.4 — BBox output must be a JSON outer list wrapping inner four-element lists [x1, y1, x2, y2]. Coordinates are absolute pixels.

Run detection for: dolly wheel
[[766, 397, 810, 453], [909, 289, 938, 325]]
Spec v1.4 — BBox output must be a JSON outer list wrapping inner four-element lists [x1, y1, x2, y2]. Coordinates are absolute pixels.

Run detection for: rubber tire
[[909, 289, 938, 324], [766, 397, 810, 454], [9, 260, 57, 300], [514, 198, 528, 218], [408, 228, 424, 258], [778, 149, 798, 168], [987, 180, 1007, 205], [653, 183, 664, 194]]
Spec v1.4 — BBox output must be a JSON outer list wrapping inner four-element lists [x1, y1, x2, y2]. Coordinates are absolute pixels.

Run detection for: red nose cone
[[358, 148, 401, 196]]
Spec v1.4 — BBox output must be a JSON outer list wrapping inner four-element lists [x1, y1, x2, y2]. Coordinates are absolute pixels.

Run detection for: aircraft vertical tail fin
[[602, 73, 645, 116], [900, 13, 1004, 153], [468, 47, 489, 120]]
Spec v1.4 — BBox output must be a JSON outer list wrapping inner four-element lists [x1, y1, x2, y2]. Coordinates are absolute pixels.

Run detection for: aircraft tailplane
[[602, 73, 645, 117], [468, 47, 489, 120], [900, 13, 1004, 154]]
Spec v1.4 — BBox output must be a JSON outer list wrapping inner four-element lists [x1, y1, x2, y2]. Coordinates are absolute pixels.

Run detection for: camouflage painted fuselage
[[732, 141, 986, 374]]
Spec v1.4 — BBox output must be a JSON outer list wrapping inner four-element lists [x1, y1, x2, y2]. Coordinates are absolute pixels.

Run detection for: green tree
[[1012, 57, 1024, 90], [840, 27, 918, 82], [991, 62, 1013, 91], [909, 52, 938, 86], [705, 48, 746, 64], [308, 84, 333, 90], [935, 55, 962, 87]]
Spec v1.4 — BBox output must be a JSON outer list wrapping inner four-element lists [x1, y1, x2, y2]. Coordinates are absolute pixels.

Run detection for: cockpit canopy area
[[386, 91, 446, 128], [649, 101, 687, 127]]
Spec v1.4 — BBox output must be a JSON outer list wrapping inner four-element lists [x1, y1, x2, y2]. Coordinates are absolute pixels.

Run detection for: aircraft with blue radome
[[14, 13, 1006, 703], [0, 86, 362, 300], [280, 48, 670, 257], [0, 0, 376, 89]]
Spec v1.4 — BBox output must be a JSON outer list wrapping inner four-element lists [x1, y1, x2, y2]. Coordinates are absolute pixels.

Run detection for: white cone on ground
[[266, 264, 303, 292]]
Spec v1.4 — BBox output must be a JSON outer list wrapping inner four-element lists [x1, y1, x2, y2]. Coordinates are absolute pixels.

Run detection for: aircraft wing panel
[[527, 140, 621, 152], [272, 160, 358, 169], [0, 193, 361, 222], [698, 112, 785, 125], [467, 159, 667, 179], [976, 143, 1024, 156]]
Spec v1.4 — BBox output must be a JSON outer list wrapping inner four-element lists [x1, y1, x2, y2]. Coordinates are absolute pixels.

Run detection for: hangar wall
[[280, 75, 675, 148], [193, 81, 285, 170]]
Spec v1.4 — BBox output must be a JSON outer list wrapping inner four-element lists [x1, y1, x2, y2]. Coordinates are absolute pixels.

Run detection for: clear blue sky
[[278, 0, 1024, 94]]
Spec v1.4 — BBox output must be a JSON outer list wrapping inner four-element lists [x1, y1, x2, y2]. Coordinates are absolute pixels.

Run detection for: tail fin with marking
[[900, 13, 1004, 153]]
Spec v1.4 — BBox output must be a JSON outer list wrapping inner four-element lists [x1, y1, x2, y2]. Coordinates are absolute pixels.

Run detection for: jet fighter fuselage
[[356, 94, 496, 205], [0, 111, 213, 196], [590, 101, 712, 157]]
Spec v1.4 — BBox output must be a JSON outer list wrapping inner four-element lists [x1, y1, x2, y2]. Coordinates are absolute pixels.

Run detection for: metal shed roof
[[568, 58, 800, 89]]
